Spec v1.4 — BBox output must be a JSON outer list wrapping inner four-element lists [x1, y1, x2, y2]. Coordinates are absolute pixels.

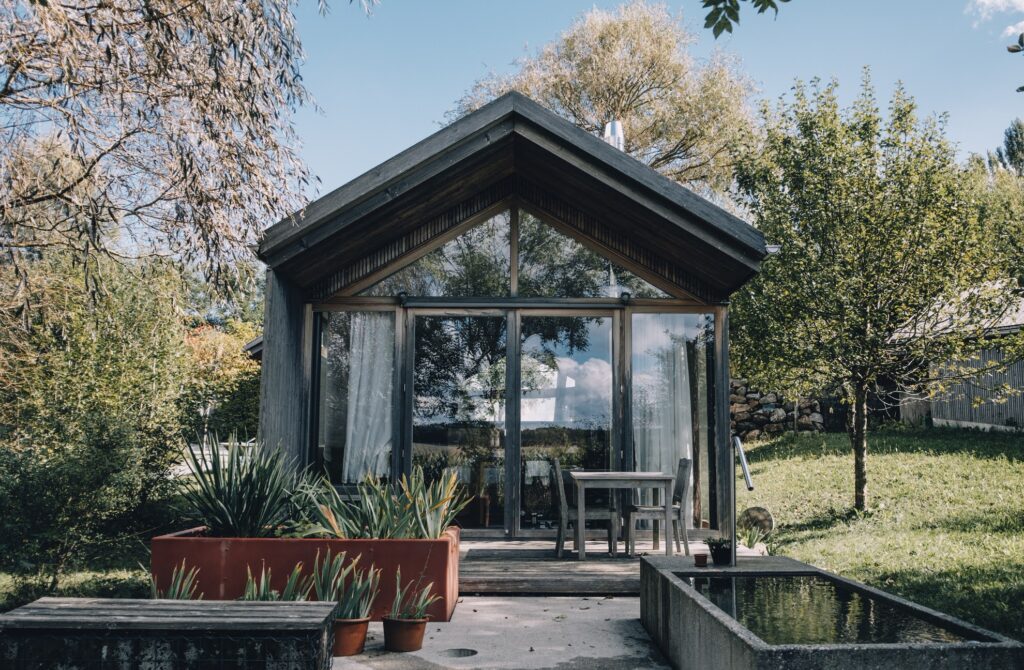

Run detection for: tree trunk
[[851, 383, 869, 511]]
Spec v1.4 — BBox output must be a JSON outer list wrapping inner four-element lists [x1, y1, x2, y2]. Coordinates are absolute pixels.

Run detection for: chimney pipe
[[602, 119, 625, 151]]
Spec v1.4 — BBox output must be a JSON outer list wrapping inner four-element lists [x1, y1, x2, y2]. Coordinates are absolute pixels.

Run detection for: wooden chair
[[625, 458, 692, 557], [552, 459, 621, 558]]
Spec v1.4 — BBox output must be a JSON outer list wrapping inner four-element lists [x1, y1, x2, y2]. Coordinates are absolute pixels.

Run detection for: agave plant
[[302, 466, 469, 540], [311, 549, 381, 619], [150, 559, 202, 600], [388, 567, 440, 620], [241, 563, 311, 601], [398, 467, 472, 539], [180, 434, 296, 537]]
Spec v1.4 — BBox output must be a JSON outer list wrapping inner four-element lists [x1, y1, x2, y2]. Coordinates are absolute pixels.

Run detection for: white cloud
[[968, 0, 1024, 33], [1003, 18, 1024, 35]]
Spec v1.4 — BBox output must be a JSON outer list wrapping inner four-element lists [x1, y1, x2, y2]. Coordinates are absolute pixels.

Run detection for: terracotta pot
[[332, 617, 370, 657], [693, 553, 708, 567], [150, 527, 460, 621], [382, 617, 428, 652]]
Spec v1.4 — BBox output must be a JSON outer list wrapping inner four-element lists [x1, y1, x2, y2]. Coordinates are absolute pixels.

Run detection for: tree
[[180, 320, 261, 440], [0, 1, 369, 315], [701, 0, 790, 38], [0, 251, 190, 588], [731, 74, 1023, 511], [452, 1, 754, 194], [992, 119, 1024, 175]]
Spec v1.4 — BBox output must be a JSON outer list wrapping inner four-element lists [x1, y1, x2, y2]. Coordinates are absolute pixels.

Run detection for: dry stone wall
[[730, 378, 825, 441]]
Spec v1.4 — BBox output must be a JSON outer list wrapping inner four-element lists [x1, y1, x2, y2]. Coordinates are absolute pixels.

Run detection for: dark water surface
[[682, 574, 986, 645]]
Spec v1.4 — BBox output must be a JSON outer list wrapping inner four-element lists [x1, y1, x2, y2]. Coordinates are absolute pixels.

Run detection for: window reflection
[[361, 211, 511, 297], [518, 211, 667, 298], [631, 313, 715, 529]]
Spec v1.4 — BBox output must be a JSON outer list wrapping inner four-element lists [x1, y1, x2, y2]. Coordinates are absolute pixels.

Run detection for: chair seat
[[627, 504, 681, 515], [564, 507, 620, 521]]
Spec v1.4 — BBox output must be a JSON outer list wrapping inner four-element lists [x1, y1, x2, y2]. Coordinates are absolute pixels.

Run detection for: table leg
[[664, 482, 673, 556], [577, 481, 586, 561]]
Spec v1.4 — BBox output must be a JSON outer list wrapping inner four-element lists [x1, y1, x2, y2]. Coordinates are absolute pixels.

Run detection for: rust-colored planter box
[[151, 526, 459, 622]]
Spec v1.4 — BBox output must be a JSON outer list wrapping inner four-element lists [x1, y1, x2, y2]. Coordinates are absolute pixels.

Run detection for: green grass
[[738, 425, 1024, 640]]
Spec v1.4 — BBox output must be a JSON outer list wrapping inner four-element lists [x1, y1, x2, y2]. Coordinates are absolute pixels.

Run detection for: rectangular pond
[[641, 556, 1023, 670]]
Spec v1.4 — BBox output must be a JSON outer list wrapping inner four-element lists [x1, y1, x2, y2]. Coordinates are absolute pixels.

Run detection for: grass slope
[[738, 426, 1024, 640]]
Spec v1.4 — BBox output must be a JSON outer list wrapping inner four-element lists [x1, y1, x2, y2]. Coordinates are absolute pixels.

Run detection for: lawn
[[737, 425, 1024, 640]]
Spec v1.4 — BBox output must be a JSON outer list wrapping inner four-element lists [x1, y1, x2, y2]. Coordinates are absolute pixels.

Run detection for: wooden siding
[[931, 344, 1024, 429], [258, 269, 313, 464]]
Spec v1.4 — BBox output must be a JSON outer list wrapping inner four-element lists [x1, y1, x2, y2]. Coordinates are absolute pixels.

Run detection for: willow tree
[[731, 75, 1023, 511], [0, 0, 369, 319], [452, 0, 753, 194]]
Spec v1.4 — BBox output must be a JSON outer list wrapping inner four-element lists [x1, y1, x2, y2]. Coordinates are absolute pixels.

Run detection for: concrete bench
[[0, 597, 336, 669]]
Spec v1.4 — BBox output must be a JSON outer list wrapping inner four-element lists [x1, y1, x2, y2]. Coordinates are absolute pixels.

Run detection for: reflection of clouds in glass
[[521, 355, 612, 426]]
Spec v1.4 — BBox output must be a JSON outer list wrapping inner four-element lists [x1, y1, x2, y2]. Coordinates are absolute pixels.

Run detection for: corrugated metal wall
[[931, 345, 1024, 429]]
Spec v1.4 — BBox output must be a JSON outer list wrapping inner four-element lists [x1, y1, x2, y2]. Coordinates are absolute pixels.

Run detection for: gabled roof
[[258, 92, 767, 303]]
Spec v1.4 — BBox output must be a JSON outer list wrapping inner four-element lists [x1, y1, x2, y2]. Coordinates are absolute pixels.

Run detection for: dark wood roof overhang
[[257, 93, 767, 304]]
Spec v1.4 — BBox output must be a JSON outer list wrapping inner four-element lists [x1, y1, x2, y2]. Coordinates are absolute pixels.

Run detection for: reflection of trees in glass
[[362, 212, 511, 297], [518, 212, 666, 298], [414, 316, 506, 422]]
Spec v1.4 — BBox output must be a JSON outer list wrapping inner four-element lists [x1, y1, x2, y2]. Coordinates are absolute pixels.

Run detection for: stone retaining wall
[[730, 378, 825, 441]]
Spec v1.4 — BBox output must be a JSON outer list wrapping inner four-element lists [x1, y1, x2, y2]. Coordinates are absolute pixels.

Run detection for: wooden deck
[[459, 537, 759, 596]]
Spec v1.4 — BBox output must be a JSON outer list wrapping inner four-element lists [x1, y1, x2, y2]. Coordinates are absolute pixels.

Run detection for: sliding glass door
[[411, 313, 508, 529], [519, 314, 615, 531]]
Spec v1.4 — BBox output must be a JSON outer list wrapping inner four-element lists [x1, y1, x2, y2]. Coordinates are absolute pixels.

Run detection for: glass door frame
[[312, 301, 726, 538]]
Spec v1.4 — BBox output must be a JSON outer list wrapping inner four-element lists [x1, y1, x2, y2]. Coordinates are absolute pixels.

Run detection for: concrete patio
[[333, 595, 670, 670]]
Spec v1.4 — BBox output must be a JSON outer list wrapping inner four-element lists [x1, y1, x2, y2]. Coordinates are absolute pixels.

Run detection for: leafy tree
[[0, 251, 190, 588], [180, 320, 262, 440], [0, 0, 369, 313], [452, 1, 754, 193], [731, 74, 1023, 511], [991, 119, 1024, 175], [702, 0, 790, 38]]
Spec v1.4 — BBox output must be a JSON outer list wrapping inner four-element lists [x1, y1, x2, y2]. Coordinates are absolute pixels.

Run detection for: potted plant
[[382, 568, 440, 653], [705, 537, 732, 566], [311, 550, 381, 657]]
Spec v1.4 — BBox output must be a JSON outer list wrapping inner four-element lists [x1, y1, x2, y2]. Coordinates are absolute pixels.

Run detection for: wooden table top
[[569, 471, 673, 482]]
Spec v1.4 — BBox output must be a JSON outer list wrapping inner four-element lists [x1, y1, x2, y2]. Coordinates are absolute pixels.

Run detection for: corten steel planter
[[382, 617, 428, 652], [151, 526, 459, 622]]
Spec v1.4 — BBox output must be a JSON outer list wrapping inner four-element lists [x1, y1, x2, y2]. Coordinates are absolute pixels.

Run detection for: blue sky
[[294, 0, 1024, 196]]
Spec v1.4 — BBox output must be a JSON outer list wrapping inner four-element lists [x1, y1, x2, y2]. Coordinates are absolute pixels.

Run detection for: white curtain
[[632, 315, 694, 524], [341, 312, 394, 482]]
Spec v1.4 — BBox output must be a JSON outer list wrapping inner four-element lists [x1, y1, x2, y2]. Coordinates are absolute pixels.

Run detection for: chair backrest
[[672, 458, 693, 506], [552, 458, 570, 518]]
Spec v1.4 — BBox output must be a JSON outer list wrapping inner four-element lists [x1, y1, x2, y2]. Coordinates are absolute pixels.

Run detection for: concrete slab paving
[[333, 596, 669, 670]]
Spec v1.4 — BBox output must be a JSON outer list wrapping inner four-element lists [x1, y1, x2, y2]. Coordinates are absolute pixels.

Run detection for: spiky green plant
[[180, 435, 296, 537], [388, 567, 440, 620], [150, 559, 202, 600], [310, 549, 380, 619], [399, 467, 472, 539], [302, 466, 470, 540], [241, 563, 311, 601], [739, 525, 769, 550]]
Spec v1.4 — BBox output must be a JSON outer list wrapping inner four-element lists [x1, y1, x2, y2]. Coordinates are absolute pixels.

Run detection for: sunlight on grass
[[738, 427, 1024, 640]]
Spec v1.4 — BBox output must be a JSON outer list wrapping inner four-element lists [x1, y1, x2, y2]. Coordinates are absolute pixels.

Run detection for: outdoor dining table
[[569, 471, 675, 561]]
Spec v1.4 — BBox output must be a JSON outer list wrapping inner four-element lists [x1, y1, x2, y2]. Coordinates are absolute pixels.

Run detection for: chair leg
[[626, 516, 634, 556], [556, 522, 564, 559], [673, 520, 682, 554], [680, 517, 690, 557]]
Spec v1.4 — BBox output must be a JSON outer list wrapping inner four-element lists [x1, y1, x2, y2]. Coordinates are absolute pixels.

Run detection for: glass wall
[[412, 315, 507, 528], [520, 315, 614, 530], [518, 211, 667, 298], [631, 312, 715, 529], [361, 211, 511, 297], [317, 311, 396, 483], [312, 206, 725, 534]]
